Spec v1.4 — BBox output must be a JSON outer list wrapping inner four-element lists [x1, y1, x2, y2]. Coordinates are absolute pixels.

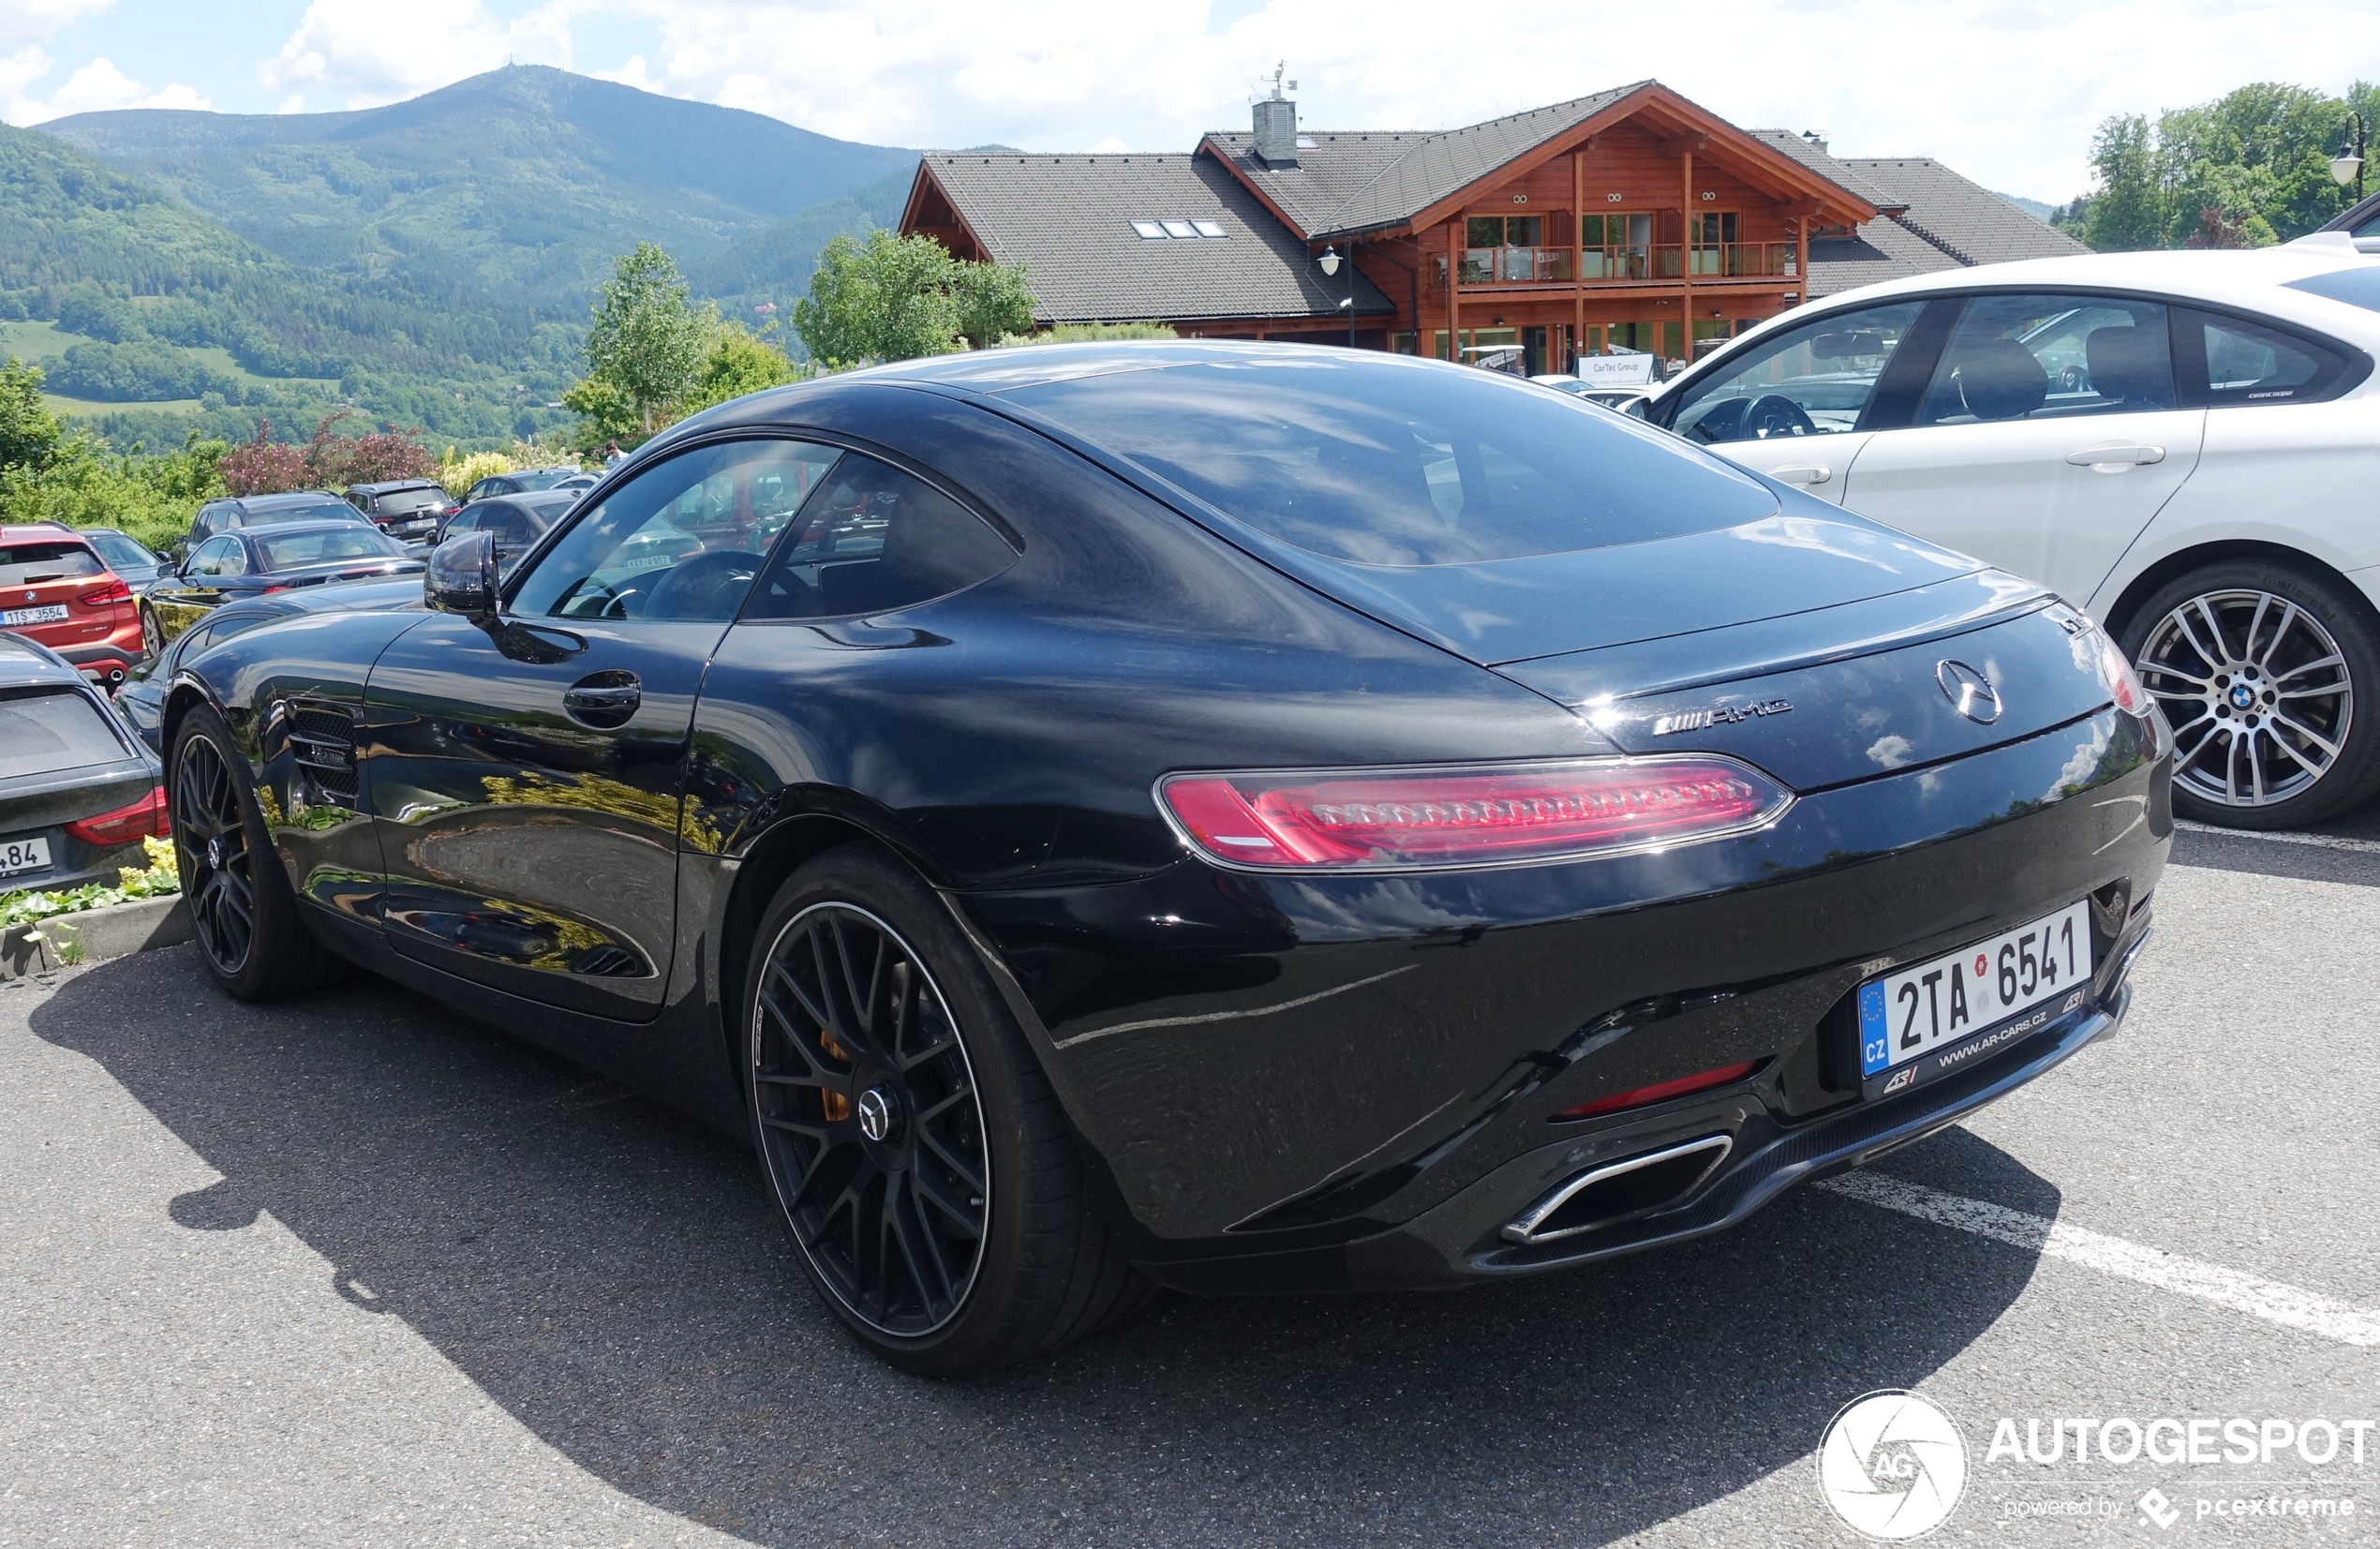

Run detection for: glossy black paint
[[162, 341, 2171, 1292]]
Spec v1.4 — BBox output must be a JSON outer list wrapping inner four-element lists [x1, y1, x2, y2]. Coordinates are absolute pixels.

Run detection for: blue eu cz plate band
[[1858, 981, 1889, 1077]]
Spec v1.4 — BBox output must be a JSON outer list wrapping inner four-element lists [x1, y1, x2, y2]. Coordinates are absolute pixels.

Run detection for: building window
[[1130, 218, 1229, 241], [1132, 221, 1167, 240], [1191, 219, 1227, 238], [1462, 215, 1565, 284]]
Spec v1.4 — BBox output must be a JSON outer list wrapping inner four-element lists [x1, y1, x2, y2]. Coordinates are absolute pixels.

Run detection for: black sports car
[[141, 520, 424, 653], [156, 342, 2169, 1373]]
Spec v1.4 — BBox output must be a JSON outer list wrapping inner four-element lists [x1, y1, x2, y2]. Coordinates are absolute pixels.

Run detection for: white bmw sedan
[[1646, 237, 2380, 829]]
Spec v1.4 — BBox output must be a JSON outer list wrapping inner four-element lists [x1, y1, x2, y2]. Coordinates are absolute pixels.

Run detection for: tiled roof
[[918, 151, 1392, 325], [1743, 130, 1901, 210], [1805, 217, 1966, 298], [1208, 84, 1645, 238], [1843, 157, 2090, 267]]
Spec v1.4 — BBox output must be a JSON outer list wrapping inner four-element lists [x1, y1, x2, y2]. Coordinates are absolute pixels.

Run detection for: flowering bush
[[217, 421, 313, 496], [439, 449, 513, 499], [306, 411, 437, 486], [0, 835, 179, 931]]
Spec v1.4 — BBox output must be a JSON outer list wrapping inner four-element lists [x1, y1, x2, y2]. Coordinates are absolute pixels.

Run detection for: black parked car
[[141, 521, 423, 652], [436, 489, 573, 573], [186, 490, 375, 552], [345, 478, 458, 546], [462, 466, 581, 502], [116, 576, 424, 756], [80, 528, 171, 591], [0, 632, 165, 893], [156, 342, 2169, 1374]]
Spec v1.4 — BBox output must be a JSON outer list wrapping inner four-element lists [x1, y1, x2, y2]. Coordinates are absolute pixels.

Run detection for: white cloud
[[5, 54, 211, 125], [244, 0, 2380, 200], [277, 94, 305, 114], [260, 0, 579, 109], [0, 0, 113, 55]]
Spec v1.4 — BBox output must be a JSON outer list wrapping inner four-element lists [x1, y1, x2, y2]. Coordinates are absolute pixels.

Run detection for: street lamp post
[[2332, 112, 2367, 201], [1318, 244, 1355, 349]]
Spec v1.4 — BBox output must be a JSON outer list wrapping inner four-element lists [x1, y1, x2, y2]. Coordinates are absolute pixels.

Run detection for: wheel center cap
[[2229, 682, 2257, 710], [204, 836, 227, 871], [856, 1085, 902, 1143]]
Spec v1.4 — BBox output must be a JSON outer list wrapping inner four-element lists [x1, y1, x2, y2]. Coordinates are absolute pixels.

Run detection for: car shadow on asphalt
[[35, 946, 2055, 1547]]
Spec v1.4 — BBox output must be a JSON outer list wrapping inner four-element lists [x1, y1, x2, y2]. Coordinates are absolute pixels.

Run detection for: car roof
[[349, 478, 441, 493], [0, 630, 93, 689], [232, 489, 346, 508], [0, 523, 84, 543], [1654, 240, 2380, 400], [514, 490, 578, 512]]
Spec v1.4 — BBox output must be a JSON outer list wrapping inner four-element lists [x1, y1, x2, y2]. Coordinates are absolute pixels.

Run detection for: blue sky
[[7, 1, 2380, 201]]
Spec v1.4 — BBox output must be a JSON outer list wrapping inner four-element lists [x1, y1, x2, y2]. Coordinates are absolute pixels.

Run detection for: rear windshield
[[2283, 266, 2380, 316], [510, 470, 574, 492], [373, 488, 449, 515], [85, 532, 156, 572], [257, 529, 401, 569], [0, 690, 127, 777], [0, 542, 102, 584], [1000, 358, 1776, 566], [249, 503, 365, 527]]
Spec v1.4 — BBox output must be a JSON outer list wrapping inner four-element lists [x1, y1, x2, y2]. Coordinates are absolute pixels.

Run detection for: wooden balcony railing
[[1459, 243, 1799, 287]]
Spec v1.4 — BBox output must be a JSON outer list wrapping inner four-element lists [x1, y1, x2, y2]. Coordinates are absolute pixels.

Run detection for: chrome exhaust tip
[[1502, 1133, 1733, 1246]]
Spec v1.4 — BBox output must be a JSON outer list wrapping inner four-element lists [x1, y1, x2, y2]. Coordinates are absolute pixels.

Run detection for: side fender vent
[[569, 944, 647, 977], [288, 704, 360, 811]]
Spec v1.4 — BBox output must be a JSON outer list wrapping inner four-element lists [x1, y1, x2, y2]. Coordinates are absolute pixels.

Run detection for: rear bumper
[[56, 642, 142, 675], [1152, 921, 2150, 1293]]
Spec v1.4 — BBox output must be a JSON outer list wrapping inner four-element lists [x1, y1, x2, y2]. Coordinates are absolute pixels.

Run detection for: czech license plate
[[0, 836, 52, 876], [1, 604, 67, 626], [1858, 901, 2092, 1100]]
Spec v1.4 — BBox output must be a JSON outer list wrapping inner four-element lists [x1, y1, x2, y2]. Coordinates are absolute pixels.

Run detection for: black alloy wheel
[[2123, 559, 2380, 828], [751, 901, 989, 1335], [744, 846, 1156, 1373], [168, 703, 345, 999], [173, 723, 258, 976]]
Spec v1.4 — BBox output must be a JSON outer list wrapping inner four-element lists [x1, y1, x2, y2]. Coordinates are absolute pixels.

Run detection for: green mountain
[[0, 117, 572, 444], [44, 66, 916, 313], [685, 165, 919, 322]]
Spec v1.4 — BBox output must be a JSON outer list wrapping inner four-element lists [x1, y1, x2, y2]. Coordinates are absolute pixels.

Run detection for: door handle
[[563, 671, 641, 726], [1772, 464, 1832, 485], [2064, 443, 2164, 469]]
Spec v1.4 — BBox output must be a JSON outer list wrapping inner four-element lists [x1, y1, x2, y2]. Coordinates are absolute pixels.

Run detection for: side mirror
[[425, 529, 499, 625]]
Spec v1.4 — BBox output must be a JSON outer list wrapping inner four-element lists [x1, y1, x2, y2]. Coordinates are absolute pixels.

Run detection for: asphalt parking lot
[[3, 824, 2376, 1547]]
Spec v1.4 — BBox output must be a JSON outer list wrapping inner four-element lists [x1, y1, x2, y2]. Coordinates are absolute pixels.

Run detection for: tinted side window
[[512, 438, 841, 623], [1915, 295, 2174, 425], [743, 454, 1018, 621], [188, 537, 245, 577], [1670, 302, 1927, 443], [2176, 309, 2358, 406]]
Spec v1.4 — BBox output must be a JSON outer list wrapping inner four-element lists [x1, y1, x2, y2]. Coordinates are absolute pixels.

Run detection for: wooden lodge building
[[900, 80, 2084, 375]]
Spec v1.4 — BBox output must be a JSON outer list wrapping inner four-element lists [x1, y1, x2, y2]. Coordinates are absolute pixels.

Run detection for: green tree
[[951, 261, 1036, 350], [677, 323, 799, 418], [2079, 114, 2164, 252], [580, 243, 711, 435], [0, 356, 62, 473], [795, 230, 964, 366]]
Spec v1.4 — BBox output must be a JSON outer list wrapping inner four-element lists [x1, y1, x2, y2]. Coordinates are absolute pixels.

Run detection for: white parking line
[[1819, 1172, 2380, 1348], [2175, 819, 2380, 855]]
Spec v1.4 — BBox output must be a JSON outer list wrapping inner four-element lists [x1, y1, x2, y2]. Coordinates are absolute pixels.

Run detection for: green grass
[[0, 320, 76, 359]]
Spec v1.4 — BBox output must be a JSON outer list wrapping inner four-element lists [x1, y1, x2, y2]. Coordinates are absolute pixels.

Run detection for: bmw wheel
[[745, 844, 1154, 1373], [2122, 560, 2380, 829]]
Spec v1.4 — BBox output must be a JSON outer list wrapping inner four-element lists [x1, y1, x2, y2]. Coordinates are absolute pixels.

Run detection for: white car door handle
[[2065, 443, 2165, 469], [1773, 464, 1832, 485]]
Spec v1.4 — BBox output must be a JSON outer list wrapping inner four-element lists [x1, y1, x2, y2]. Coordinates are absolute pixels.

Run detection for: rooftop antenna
[[1265, 61, 1295, 101]]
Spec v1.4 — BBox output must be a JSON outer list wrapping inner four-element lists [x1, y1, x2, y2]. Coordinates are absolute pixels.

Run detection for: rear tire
[[744, 844, 1154, 1374], [139, 605, 162, 662], [169, 703, 343, 999], [2120, 559, 2380, 830]]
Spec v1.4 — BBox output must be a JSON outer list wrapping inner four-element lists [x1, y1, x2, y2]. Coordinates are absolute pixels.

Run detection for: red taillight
[[2091, 629, 2152, 718], [1552, 1061, 1761, 1122], [1157, 757, 1788, 871], [66, 784, 170, 846], [77, 579, 132, 606]]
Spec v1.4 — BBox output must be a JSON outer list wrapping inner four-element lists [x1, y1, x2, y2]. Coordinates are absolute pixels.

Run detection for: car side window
[[1913, 295, 2174, 425], [1669, 301, 1926, 443], [445, 507, 480, 533], [510, 438, 843, 623], [2174, 308, 2357, 407], [742, 453, 1019, 622], [485, 503, 533, 547], [187, 537, 245, 578]]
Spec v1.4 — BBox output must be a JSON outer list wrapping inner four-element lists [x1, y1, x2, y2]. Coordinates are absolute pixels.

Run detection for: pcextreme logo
[[1817, 1390, 1969, 1540]]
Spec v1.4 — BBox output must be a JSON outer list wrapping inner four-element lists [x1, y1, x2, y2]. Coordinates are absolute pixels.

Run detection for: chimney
[[1801, 129, 1829, 156], [1254, 63, 1298, 166]]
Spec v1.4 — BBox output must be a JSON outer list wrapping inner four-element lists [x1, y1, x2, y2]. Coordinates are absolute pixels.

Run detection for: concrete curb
[[0, 895, 191, 979]]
